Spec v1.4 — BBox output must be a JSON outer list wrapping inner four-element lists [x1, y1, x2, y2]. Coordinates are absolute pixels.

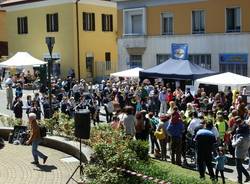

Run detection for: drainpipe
[[76, 0, 81, 81]]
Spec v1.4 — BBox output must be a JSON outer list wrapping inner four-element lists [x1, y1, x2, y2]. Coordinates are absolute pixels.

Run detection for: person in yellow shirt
[[215, 113, 227, 145]]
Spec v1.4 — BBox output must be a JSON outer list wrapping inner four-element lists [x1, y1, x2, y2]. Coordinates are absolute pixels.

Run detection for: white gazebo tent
[[110, 67, 144, 78], [194, 72, 250, 91], [0, 52, 47, 68]]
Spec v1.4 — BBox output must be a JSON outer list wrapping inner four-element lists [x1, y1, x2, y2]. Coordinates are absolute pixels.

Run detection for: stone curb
[[0, 127, 92, 164], [116, 167, 171, 184]]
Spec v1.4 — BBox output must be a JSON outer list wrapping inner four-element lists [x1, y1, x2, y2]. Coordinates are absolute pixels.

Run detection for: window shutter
[[102, 14, 105, 31], [17, 17, 21, 34], [83, 12, 86, 30], [54, 13, 59, 32], [92, 13, 95, 31], [110, 15, 113, 32], [24, 17, 28, 34], [46, 14, 50, 32]]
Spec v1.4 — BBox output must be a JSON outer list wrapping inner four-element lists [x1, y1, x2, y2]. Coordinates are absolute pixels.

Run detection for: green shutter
[[46, 14, 50, 32], [102, 14, 105, 31], [17, 17, 21, 34], [92, 13, 95, 31], [54, 13, 59, 32], [110, 15, 113, 32]]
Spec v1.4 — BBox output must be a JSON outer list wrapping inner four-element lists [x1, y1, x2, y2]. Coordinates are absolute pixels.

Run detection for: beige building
[[0, 9, 8, 58], [116, 0, 250, 76], [1, 0, 118, 81]]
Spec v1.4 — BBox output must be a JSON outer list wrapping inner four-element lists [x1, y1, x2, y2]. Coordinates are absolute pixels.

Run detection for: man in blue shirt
[[194, 122, 216, 180]]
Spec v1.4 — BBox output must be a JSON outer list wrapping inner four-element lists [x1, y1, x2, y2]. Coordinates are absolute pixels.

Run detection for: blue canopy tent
[[139, 58, 216, 80]]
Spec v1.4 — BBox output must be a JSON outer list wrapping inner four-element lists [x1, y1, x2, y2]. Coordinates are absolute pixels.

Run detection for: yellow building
[[1, 0, 117, 81], [0, 9, 8, 57], [116, 0, 250, 76]]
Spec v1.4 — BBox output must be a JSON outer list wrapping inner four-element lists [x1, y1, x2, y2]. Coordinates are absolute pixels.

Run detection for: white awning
[[110, 67, 144, 78], [0, 52, 47, 68], [195, 72, 250, 90]]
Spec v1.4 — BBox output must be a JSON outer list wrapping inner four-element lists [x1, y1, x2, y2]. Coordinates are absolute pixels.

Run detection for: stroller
[[0, 137, 4, 149], [9, 126, 28, 145], [185, 134, 197, 166]]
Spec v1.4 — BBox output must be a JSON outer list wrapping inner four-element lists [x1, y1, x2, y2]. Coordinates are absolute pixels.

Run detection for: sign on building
[[171, 43, 188, 60]]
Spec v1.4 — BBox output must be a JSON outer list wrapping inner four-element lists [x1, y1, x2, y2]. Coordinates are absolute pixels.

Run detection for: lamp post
[[45, 37, 55, 115]]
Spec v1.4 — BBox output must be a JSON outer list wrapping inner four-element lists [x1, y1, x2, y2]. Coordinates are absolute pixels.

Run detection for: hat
[[28, 113, 37, 121]]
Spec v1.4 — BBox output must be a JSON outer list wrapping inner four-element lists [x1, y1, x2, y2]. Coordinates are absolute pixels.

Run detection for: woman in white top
[[122, 106, 136, 137]]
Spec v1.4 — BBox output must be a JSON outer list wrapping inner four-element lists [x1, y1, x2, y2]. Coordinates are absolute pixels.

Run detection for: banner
[[219, 54, 248, 64], [171, 43, 188, 60]]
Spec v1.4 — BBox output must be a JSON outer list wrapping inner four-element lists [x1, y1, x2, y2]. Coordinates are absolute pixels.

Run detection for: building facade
[[0, 9, 8, 58], [1, 0, 117, 80], [116, 0, 250, 77]]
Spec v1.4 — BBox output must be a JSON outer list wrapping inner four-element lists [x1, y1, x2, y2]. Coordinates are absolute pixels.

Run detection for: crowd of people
[[3, 73, 250, 184]]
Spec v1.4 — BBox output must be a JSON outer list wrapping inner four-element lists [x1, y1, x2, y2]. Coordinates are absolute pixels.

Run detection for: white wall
[[118, 33, 250, 75]]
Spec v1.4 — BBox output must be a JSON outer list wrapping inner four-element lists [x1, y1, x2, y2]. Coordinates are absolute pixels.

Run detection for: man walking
[[26, 113, 48, 165]]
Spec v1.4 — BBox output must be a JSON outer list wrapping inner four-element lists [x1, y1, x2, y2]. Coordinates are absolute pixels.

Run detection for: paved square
[[0, 143, 80, 184]]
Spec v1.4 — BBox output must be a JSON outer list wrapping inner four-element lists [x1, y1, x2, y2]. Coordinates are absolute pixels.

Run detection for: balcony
[[120, 35, 147, 49]]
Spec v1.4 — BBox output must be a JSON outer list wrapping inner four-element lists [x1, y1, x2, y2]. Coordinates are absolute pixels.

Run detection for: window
[[131, 15, 142, 34], [226, 7, 241, 32], [83, 12, 95, 31], [161, 13, 173, 35], [102, 14, 113, 32], [130, 55, 142, 68], [0, 41, 8, 57], [219, 54, 247, 76], [46, 13, 59, 32], [17, 17, 28, 34], [124, 8, 146, 35], [156, 54, 171, 65], [105, 52, 111, 70], [189, 54, 211, 69], [86, 57, 94, 73], [192, 10, 205, 34]]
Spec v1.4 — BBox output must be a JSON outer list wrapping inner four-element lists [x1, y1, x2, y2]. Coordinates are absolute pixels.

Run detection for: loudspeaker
[[74, 110, 91, 139]]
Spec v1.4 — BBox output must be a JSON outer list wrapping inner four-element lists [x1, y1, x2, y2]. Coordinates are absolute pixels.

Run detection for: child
[[214, 147, 227, 184], [111, 116, 121, 130]]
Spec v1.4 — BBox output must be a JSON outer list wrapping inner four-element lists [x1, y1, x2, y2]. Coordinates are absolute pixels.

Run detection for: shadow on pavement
[[227, 157, 236, 166], [34, 164, 57, 172]]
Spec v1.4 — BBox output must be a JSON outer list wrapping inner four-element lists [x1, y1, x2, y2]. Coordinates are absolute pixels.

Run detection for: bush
[[84, 164, 142, 184], [127, 140, 149, 161], [84, 124, 232, 184], [0, 116, 22, 127], [40, 112, 74, 138]]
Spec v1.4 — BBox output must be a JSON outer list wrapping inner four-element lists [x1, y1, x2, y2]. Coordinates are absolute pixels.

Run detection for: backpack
[[40, 126, 47, 138]]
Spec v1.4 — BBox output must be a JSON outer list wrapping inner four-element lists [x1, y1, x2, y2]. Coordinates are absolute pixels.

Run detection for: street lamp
[[45, 37, 55, 116]]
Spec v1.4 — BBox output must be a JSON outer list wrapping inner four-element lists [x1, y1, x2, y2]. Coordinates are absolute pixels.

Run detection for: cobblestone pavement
[[0, 143, 80, 184]]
